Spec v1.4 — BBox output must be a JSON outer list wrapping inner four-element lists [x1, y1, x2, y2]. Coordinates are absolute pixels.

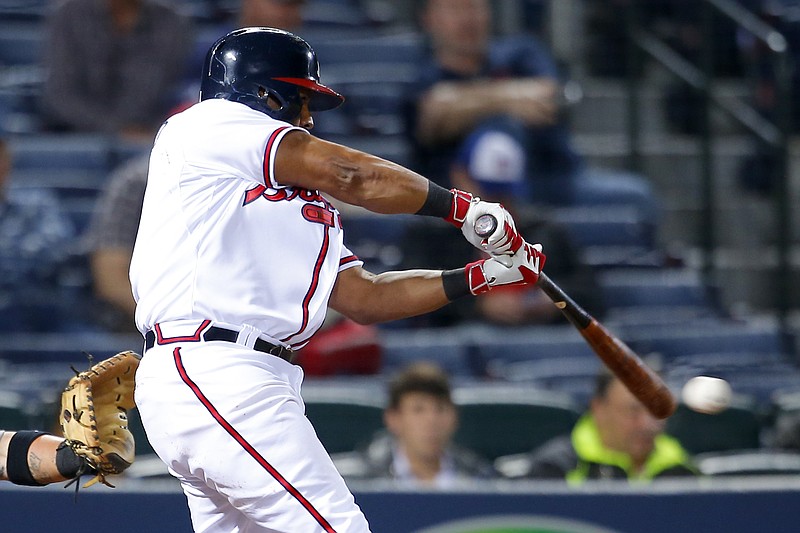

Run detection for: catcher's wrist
[[442, 267, 471, 300], [415, 181, 453, 218], [6, 431, 47, 486]]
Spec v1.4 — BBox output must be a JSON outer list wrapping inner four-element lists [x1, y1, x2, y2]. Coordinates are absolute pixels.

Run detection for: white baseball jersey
[[130, 98, 362, 349]]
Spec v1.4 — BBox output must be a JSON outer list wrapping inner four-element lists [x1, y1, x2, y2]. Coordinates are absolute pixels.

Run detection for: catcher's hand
[[60, 350, 141, 487]]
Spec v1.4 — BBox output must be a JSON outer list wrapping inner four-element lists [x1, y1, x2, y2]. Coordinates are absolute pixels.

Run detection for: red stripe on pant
[[172, 347, 337, 533]]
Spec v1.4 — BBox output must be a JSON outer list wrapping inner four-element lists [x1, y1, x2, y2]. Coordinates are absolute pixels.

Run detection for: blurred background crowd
[[1, 0, 800, 491]]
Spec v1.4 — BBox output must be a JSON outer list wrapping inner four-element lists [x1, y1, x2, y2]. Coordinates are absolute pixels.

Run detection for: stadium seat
[[469, 324, 597, 372], [8, 134, 113, 173], [551, 206, 656, 249], [598, 268, 715, 309], [693, 449, 800, 476], [340, 212, 412, 273], [452, 385, 581, 460], [665, 399, 765, 454], [312, 33, 424, 65], [486, 355, 602, 406], [0, 22, 44, 66], [302, 381, 386, 454], [626, 319, 786, 361], [0, 391, 30, 430], [380, 328, 474, 377]]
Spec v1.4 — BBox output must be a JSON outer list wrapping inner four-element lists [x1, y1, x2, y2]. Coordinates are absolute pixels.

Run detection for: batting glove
[[444, 189, 523, 257], [465, 241, 546, 295]]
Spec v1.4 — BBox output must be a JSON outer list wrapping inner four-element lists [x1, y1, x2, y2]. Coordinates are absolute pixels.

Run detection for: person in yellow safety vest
[[521, 370, 697, 482]]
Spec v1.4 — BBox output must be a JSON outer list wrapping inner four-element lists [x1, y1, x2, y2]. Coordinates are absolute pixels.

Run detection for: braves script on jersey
[[130, 99, 372, 532]]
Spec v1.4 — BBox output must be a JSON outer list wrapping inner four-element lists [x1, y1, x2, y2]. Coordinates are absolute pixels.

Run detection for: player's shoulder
[[173, 99, 288, 130]]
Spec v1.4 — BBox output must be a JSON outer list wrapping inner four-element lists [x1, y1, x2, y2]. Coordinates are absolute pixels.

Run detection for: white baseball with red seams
[[130, 99, 371, 532]]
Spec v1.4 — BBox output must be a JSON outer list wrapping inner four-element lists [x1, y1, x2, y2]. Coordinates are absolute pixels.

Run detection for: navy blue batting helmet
[[200, 27, 344, 121]]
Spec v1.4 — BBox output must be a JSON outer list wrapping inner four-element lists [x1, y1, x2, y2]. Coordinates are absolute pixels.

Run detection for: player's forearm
[[279, 133, 430, 214], [330, 268, 451, 324], [323, 152, 431, 214], [0, 432, 71, 484]]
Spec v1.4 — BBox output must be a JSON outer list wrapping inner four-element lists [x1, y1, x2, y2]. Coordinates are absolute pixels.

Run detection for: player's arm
[[276, 130, 430, 215], [275, 131, 522, 256], [0, 431, 85, 485], [329, 242, 545, 325], [329, 266, 449, 324]]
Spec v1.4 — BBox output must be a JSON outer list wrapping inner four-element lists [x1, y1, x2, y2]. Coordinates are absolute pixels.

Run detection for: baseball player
[[130, 27, 545, 533]]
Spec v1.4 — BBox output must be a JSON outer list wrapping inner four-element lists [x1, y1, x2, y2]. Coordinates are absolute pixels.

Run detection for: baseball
[[681, 376, 732, 414]]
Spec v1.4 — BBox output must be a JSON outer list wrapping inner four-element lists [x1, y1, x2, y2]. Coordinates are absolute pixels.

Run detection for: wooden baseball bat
[[474, 214, 676, 419]]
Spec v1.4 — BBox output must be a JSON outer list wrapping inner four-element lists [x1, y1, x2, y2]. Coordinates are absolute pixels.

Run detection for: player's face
[[293, 89, 314, 130], [592, 379, 665, 466], [385, 392, 458, 463]]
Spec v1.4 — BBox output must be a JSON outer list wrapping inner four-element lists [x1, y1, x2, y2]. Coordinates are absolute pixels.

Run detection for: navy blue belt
[[144, 326, 293, 362]]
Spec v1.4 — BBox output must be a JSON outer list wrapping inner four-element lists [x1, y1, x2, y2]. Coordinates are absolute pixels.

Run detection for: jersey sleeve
[[262, 126, 308, 189], [182, 102, 307, 189], [338, 244, 363, 272]]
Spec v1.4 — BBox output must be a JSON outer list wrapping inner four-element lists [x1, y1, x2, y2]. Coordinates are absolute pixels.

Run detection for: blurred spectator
[[517, 370, 697, 482], [0, 137, 77, 331], [351, 362, 495, 488], [406, 0, 658, 222], [83, 152, 148, 333], [41, 0, 194, 143]]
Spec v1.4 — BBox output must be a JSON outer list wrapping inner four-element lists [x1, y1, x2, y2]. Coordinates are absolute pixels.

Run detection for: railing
[[625, 0, 793, 336]]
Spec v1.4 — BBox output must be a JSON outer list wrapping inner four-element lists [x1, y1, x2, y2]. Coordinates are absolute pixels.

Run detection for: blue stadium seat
[[380, 328, 475, 377], [0, 332, 143, 364], [0, 22, 44, 66], [598, 268, 714, 309], [341, 213, 413, 272], [312, 32, 424, 65], [626, 319, 786, 361], [469, 324, 597, 369], [8, 134, 113, 172], [551, 206, 656, 249]]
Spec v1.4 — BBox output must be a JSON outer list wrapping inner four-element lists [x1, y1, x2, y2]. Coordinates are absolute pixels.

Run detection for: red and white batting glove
[[465, 241, 546, 295], [444, 189, 524, 257]]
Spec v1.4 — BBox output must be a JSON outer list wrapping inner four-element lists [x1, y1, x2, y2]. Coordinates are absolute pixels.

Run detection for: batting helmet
[[200, 27, 344, 122]]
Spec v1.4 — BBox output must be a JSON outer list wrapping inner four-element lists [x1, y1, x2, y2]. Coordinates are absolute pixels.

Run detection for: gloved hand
[[465, 241, 546, 295], [445, 189, 523, 257], [60, 350, 140, 488]]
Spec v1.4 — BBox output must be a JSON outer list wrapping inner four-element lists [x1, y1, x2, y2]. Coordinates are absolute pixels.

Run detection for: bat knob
[[474, 214, 497, 238]]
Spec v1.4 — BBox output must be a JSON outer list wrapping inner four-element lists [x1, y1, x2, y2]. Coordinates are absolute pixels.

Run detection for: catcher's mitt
[[60, 350, 141, 487]]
